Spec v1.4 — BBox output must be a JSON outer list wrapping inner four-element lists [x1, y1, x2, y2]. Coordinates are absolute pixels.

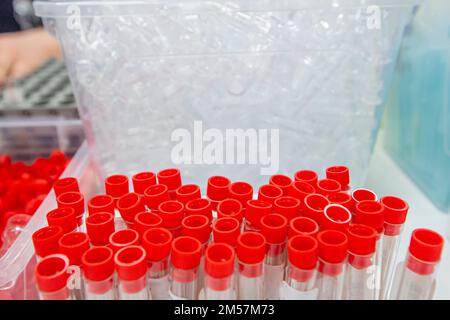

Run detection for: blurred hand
[[0, 28, 61, 86]]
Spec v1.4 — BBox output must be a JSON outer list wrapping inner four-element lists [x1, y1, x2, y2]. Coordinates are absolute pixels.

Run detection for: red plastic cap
[[258, 184, 283, 205], [228, 182, 253, 209], [325, 166, 350, 190], [260, 214, 288, 245], [217, 199, 244, 223], [351, 188, 377, 207], [143, 184, 170, 211], [142, 228, 173, 262], [105, 174, 129, 199], [289, 216, 319, 238], [245, 200, 272, 229], [158, 200, 185, 229], [58, 232, 90, 266], [109, 229, 139, 253], [53, 177, 80, 197], [205, 242, 235, 278], [213, 217, 241, 247], [85, 212, 115, 246], [32, 226, 64, 258], [171, 236, 202, 270], [354, 200, 385, 234], [115, 246, 148, 281], [134, 212, 163, 237], [273, 196, 301, 222], [175, 184, 201, 205], [82, 246, 115, 281], [347, 224, 377, 256], [35, 254, 70, 293], [409, 229, 444, 263], [132, 172, 156, 195], [87, 194, 115, 216], [316, 179, 342, 197], [182, 215, 212, 244], [207, 176, 231, 202], [302, 193, 330, 224], [288, 235, 318, 270], [289, 181, 316, 202], [185, 198, 213, 222], [116, 192, 145, 224], [157, 169, 182, 191], [294, 170, 318, 187], [322, 204, 352, 232], [46, 208, 77, 234], [317, 230, 348, 264], [237, 232, 266, 265], [56, 192, 85, 219], [327, 192, 352, 211], [269, 174, 293, 195], [380, 196, 409, 225]]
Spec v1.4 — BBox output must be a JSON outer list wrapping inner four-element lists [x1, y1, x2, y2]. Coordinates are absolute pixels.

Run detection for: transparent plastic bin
[[34, 0, 419, 188], [384, 0, 450, 212]]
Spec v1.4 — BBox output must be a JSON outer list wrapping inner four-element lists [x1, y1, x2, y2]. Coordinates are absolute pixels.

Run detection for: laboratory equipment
[[35, 254, 71, 300], [82, 246, 116, 300], [204, 243, 236, 300]]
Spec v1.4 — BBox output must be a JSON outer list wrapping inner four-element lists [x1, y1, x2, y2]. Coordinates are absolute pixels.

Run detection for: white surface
[[366, 136, 450, 299]]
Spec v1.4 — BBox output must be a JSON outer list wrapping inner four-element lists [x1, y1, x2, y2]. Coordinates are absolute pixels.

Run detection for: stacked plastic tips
[[32, 166, 445, 300]]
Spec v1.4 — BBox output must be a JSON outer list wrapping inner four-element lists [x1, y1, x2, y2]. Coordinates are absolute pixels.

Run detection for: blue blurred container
[[384, 0, 450, 212]]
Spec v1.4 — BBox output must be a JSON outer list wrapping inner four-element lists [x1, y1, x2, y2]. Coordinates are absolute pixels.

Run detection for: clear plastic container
[[34, 0, 419, 187]]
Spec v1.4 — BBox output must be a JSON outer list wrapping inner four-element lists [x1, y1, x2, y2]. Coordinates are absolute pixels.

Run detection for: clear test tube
[[142, 228, 173, 300], [143, 184, 170, 213], [289, 216, 319, 239], [109, 229, 140, 254], [343, 224, 378, 300], [116, 192, 146, 229], [204, 243, 236, 300], [133, 212, 163, 239], [316, 179, 342, 198], [157, 168, 182, 200], [379, 196, 409, 300], [158, 200, 185, 238], [228, 181, 253, 213], [392, 229, 444, 300], [53, 177, 80, 198], [269, 174, 293, 196], [316, 230, 348, 300], [282, 235, 318, 300], [257, 184, 283, 206], [81, 246, 116, 300], [301, 193, 330, 226], [169, 236, 202, 300], [350, 188, 377, 214], [288, 181, 316, 205], [260, 213, 288, 300], [105, 174, 130, 206], [87, 194, 115, 216], [175, 184, 201, 206], [35, 254, 71, 300], [322, 204, 352, 233], [58, 232, 90, 300], [236, 232, 266, 300], [185, 198, 213, 223], [86, 212, 115, 247], [115, 246, 149, 300], [273, 196, 301, 223], [32, 225, 64, 259], [212, 217, 241, 248], [217, 199, 244, 225], [207, 176, 231, 213], [293, 170, 318, 188], [327, 192, 353, 212], [47, 207, 78, 234], [245, 200, 272, 232], [56, 191, 85, 230], [325, 166, 350, 192], [132, 172, 157, 196]]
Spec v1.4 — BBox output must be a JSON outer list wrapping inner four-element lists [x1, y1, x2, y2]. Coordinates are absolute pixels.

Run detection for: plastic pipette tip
[[35, 254, 70, 294], [217, 198, 244, 223], [32, 225, 64, 258], [289, 181, 316, 202], [207, 176, 231, 203], [143, 184, 170, 211], [288, 235, 318, 270], [87, 194, 115, 216], [171, 236, 202, 270], [257, 184, 283, 205], [116, 192, 145, 225], [317, 230, 348, 264], [109, 229, 140, 253], [289, 216, 319, 238], [327, 192, 352, 211], [301, 193, 330, 224], [46, 207, 77, 234], [86, 212, 115, 246], [58, 232, 90, 266], [115, 245, 147, 281], [269, 174, 293, 195], [237, 232, 266, 265], [105, 174, 129, 199], [205, 242, 235, 279], [321, 204, 351, 232], [354, 200, 384, 234], [56, 191, 85, 222], [213, 217, 241, 248], [347, 224, 377, 256], [142, 228, 173, 262], [185, 198, 213, 222], [82, 246, 115, 281], [380, 196, 409, 225], [294, 170, 318, 187], [182, 214, 211, 245], [157, 168, 182, 194], [228, 182, 253, 209], [158, 200, 185, 229], [134, 211, 163, 237], [245, 199, 272, 230], [409, 229, 444, 263], [175, 184, 201, 205], [316, 179, 342, 197], [260, 213, 288, 245], [53, 177, 80, 197], [273, 196, 301, 222], [132, 172, 156, 195], [325, 166, 350, 191]]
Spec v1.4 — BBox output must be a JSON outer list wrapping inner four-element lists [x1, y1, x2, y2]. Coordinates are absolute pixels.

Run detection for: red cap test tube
[[115, 246, 149, 300], [204, 242, 236, 300]]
